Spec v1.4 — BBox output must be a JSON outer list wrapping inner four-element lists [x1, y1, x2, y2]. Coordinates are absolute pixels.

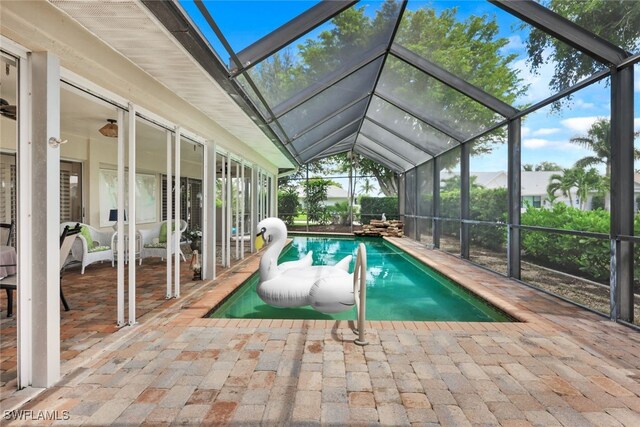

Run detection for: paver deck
[[2, 237, 640, 426]]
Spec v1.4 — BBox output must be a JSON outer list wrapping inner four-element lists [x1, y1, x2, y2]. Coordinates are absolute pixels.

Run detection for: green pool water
[[210, 236, 512, 321]]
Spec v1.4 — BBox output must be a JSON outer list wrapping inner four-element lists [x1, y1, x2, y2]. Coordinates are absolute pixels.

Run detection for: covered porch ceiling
[[141, 0, 635, 173]]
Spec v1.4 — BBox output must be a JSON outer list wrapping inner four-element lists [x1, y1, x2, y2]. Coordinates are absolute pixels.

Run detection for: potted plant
[[185, 228, 202, 252]]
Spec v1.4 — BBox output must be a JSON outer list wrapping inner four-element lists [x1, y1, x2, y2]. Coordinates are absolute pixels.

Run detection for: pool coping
[[174, 237, 560, 333]]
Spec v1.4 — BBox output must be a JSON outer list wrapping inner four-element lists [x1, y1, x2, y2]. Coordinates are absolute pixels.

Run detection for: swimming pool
[[210, 236, 512, 321]]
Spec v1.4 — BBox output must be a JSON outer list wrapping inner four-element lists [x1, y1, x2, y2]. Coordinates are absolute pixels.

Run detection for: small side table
[[111, 231, 142, 265]]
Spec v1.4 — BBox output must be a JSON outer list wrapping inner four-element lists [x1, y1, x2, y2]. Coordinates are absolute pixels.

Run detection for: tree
[[573, 168, 605, 210], [572, 118, 640, 179], [523, 161, 562, 172], [547, 169, 577, 207], [262, 1, 525, 195], [526, 1, 640, 94], [303, 178, 333, 225], [278, 187, 300, 226], [360, 178, 375, 197]]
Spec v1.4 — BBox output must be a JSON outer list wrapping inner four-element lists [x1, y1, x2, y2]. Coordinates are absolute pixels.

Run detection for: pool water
[[210, 236, 512, 321]]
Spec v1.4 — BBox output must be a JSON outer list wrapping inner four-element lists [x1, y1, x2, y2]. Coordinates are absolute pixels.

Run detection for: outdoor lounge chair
[[0, 221, 14, 246], [139, 220, 187, 261], [60, 222, 113, 274]]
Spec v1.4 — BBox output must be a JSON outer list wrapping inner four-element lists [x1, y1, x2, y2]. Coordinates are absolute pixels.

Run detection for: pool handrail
[[353, 242, 368, 346]]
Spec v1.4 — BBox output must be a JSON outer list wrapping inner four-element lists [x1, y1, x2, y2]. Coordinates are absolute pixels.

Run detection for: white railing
[[353, 243, 368, 345]]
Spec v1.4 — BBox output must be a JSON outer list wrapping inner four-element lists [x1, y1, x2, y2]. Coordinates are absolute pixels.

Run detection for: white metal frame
[[174, 127, 182, 298], [166, 130, 173, 297], [127, 103, 137, 324]]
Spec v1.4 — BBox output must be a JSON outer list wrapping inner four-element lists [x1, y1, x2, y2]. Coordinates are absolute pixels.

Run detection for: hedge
[[360, 196, 398, 224]]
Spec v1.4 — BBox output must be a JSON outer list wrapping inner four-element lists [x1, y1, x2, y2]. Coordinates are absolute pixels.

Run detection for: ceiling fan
[[0, 98, 16, 120]]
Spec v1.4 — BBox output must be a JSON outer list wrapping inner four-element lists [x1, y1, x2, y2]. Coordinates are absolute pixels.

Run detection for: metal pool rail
[[353, 243, 368, 346]]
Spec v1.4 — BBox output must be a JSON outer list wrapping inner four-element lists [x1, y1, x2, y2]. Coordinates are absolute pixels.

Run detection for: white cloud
[[532, 128, 561, 136], [635, 118, 640, 131], [501, 35, 525, 53], [523, 138, 552, 149], [635, 72, 640, 92], [514, 52, 556, 104], [521, 126, 531, 137], [573, 98, 595, 109], [561, 116, 600, 134]]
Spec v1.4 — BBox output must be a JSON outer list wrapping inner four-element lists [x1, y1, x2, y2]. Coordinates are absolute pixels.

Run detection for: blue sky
[[181, 1, 640, 184]]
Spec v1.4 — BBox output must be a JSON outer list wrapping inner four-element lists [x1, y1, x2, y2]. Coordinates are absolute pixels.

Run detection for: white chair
[[60, 222, 113, 274], [139, 220, 187, 261]]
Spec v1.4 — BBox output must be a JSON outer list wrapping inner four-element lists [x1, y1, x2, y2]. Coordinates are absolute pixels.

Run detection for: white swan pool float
[[255, 218, 355, 314]]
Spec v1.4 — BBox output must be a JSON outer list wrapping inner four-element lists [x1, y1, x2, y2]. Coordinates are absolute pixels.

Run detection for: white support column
[[127, 103, 137, 325], [204, 142, 216, 279], [221, 153, 226, 268], [235, 160, 240, 260], [116, 108, 125, 326], [30, 51, 61, 387], [251, 167, 257, 253], [17, 50, 33, 389], [174, 127, 181, 297], [241, 161, 245, 258], [271, 174, 277, 218], [226, 155, 232, 267], [166, 130, 173, 298]]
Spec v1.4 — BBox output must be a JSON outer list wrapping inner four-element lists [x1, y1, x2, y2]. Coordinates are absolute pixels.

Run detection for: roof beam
[[354, 144, 405, 172], [364, 117, 438, 157], [374, 91, 466, 142], [288, 94, 370, 141], [489, 0, 628, 66], [270, 45, 385, 118], [234, 1, 358, 73], [308, 141, 354, 162], [297, 118, 361, 156], [357, 132, 419, 167], [390, 44, 518, 118]]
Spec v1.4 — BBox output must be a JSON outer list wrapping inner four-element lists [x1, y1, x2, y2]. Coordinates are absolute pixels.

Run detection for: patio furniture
[[111, 230, 143, 266], [139, 220, 187, 261], [60, 222, 113, 274], [1, 224, 80, 317], [0, 221, 14, 246]]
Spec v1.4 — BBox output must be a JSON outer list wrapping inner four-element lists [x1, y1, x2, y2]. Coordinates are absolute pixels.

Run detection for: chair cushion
[[89, 245, 111, 253], [80, 226, 95, 249], [145, 242, 167, 249], [159, 222, 177, 243]]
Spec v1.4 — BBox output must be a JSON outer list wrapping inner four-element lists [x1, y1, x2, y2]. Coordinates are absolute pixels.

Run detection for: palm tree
[[360, 178, 374, 197], [572, 118, 640, 178], [573, 168, 605, 210], [547, 169, 577, 207]]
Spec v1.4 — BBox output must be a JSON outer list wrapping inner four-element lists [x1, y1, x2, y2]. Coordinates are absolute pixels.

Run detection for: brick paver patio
[[1, 238, 640, 426]]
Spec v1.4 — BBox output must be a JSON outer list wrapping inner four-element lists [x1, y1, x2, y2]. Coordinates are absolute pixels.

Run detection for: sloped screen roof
[[150, 0, 634, 172]]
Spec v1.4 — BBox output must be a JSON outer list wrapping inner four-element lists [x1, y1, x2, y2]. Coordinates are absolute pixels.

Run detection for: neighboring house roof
[[297, 185, 349, 199]]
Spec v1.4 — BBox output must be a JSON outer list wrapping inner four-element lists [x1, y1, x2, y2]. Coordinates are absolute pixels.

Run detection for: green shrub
[[303, 179, 332, 225], [278, 187, 299, 226], [360, 196, 398, 224], [591, 194, 605, 210]]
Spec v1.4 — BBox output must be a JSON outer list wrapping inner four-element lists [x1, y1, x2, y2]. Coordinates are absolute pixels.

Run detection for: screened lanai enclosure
[[143, 0, 640, 325]]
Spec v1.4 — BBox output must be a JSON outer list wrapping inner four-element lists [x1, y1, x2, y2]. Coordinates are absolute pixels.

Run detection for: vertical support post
[[610, 66, 634, 322], [221, 153, 226, 267], [433, 157, 441, 248], [241, 161, 245, 258], [202, 141, 210, 278], [226, 155, 232, 267], [165, 130, 173, 297], [507, 118, 521, 279], [174, 127, 181, 298], [306, 165, 309, 232], [251, 167, 257, 253], [235, 160, 240, 260], [117, 109, 126, 323], [460, 143, 470, 259], [17, 50, 33, 388], [349, 154, 354, 234], [212, 145, 217, 277], [398, 173, 405, 226], [30, 51, 61, 387], [127, 103, 137, 324]]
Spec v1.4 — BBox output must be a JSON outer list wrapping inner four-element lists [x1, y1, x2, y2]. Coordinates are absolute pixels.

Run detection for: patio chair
[[1, 223, 80, 317], [60, 222, 113, 274], [139, 220, 187, 262], [0, 221, 14, 246]]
